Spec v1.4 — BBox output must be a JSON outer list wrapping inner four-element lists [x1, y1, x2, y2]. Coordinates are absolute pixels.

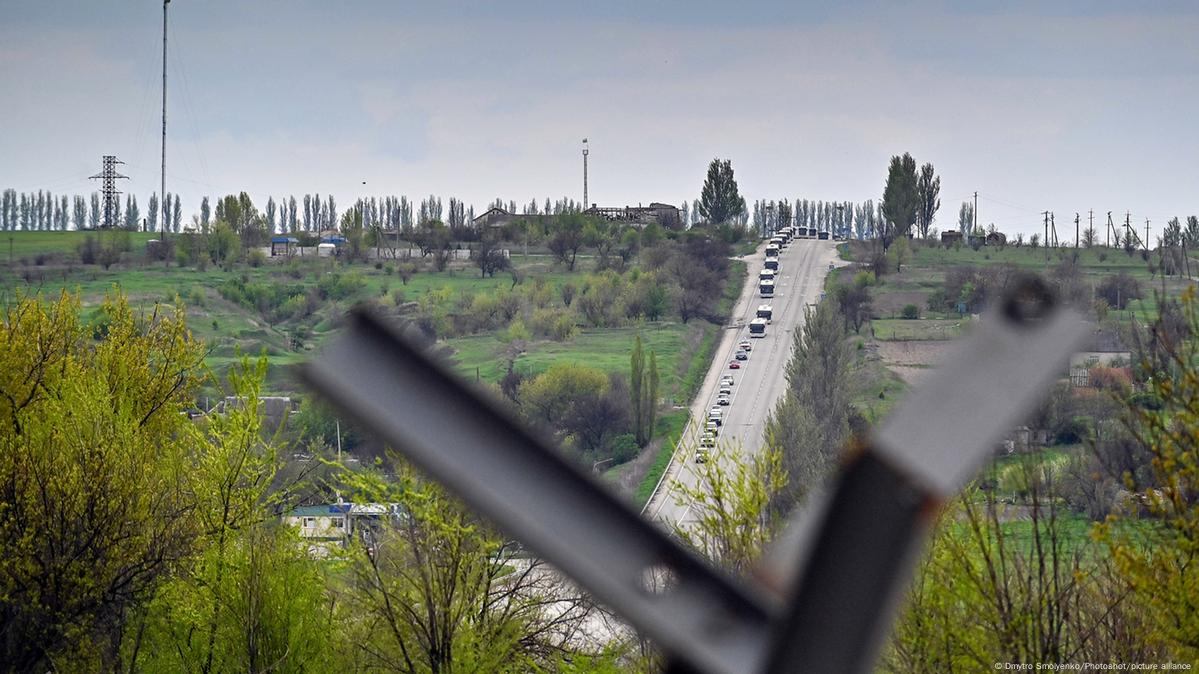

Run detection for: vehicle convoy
[[759, 278, 775, 297], [757, 304, 773, 322], [749, 317, 767, 337]]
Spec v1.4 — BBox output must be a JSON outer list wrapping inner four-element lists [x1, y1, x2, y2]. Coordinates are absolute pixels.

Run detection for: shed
[[270, 236, 300, 257]]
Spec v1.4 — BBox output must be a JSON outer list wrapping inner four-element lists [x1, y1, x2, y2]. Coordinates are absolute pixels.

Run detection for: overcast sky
[[3, 0, 1196, 237]]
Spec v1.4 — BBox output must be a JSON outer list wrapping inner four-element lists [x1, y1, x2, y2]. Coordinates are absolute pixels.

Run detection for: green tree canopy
[[699, 158, 746, 226]]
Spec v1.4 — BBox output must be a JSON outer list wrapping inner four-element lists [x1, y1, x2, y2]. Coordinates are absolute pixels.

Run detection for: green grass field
[[0, 230, 158, 260]]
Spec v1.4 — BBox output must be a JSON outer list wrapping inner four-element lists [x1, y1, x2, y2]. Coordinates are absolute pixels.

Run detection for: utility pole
[[161, 0, 170, 242], [1075, 213, 1080, 249], [973, 191, 978, 236], [1088, 210, 1093, 248], [1050, 212, 1057, 248], [1125, 212, 1132, 249], [582, 138, 589, 211], [1145, 219, 1151, 251], [1106, 211, 1113, 248]]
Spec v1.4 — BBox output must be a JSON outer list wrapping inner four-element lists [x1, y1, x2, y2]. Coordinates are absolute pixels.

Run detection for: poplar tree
[[147, 193, 159, 232], [698, 158, 745, 225]]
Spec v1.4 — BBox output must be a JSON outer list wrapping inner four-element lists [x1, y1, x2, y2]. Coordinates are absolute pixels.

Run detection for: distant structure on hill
[[471, 202, 681, 230]]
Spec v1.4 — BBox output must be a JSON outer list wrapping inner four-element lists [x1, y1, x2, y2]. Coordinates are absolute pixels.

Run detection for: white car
[[716, 395, 730, 406]]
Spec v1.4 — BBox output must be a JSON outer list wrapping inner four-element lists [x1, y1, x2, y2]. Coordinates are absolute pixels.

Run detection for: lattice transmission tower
[[88, 155, 129, 229]]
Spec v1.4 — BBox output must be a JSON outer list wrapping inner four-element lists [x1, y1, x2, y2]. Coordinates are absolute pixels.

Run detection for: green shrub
[[901, 304, 920, 319], [608, 434, 640, 464]]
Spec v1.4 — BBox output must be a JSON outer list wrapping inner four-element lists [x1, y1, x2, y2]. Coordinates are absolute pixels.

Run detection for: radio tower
[[161, 0, 170, 241], [582, 138, 589, 211], [89, 155, 129, 229]]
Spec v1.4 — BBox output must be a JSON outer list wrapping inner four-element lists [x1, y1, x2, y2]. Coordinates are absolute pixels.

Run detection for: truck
[[759, 278, 775, 298], [756, 304, 773, 322], [749, 317, 768, 337]]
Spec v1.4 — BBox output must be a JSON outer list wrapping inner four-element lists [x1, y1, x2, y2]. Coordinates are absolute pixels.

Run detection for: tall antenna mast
[[161, 0, 170, 239], [582, 138, 589, 211]]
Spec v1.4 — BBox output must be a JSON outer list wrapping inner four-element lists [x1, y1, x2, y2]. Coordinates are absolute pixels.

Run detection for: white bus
[[758, 268, 776, 282], [759, 278, 775, 297], [756, 304, 773, 322], [749, 317, 768, 337], [764, 256, 779, 271], [765, 244, 780, 258]]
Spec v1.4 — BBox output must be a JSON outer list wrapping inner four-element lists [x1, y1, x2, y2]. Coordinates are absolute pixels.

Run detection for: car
[[738, 340, 752, 352], [695, 447, 710, 463], [735, 350, 748, 361], [717, 395, 730, 406], [700, 433, 716, 448], [729, 361, 740, 369], [705, 420, 720, 436], [718, 385, 732, 396], [720, 374, 734, 384]]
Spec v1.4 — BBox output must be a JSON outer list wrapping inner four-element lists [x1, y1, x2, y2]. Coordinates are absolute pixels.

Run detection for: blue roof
[[320, 236, 346, 244], [287, 504, 351, 517], [271, 236, 299, 243]]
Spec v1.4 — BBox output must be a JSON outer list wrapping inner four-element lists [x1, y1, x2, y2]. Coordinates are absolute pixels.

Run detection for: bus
[[758, 268, 775, 282], [759, 278, 775, 297], [756, 304, 773, 322], [765, 244, 780, 258], [749, 317, 768, 337], [764, 256, 779, 271]]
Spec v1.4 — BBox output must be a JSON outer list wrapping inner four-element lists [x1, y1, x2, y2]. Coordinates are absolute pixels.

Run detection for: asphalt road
[[644, 237, 843, 529]]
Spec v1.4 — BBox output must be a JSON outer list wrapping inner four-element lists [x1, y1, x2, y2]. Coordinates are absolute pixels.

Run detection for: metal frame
[[301, 275, 1087, 674]]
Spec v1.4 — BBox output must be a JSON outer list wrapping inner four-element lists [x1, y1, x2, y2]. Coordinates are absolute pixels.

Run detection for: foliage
[[915, 162, 940, 239], [1095, 271, 1142, 310], [1099, 286, 1199, 658], [339, 459, 595, 672], [519, 362, 631, 456], [765, 299, 854, 513], [885, 486, 1159, 670], [671, 440, 787, 575], [881, 152, 919, 249], [698, 158, 745, 225], [0, 292, 206, 670]]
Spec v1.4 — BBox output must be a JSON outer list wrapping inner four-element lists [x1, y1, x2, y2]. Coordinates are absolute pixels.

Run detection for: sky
[[2, 0, 1196, 238]]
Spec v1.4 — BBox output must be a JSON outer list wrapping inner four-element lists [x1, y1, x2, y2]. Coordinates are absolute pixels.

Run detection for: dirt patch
[[877, 339, 961, 385], [876, 340, 959, 367], [872, 290, 929, 317]]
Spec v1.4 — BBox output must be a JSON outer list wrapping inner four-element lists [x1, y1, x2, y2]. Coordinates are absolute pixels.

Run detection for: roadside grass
[[851, 347, 908, 424], [632, 257, 749, 507], [633, 409, 689, 507]]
